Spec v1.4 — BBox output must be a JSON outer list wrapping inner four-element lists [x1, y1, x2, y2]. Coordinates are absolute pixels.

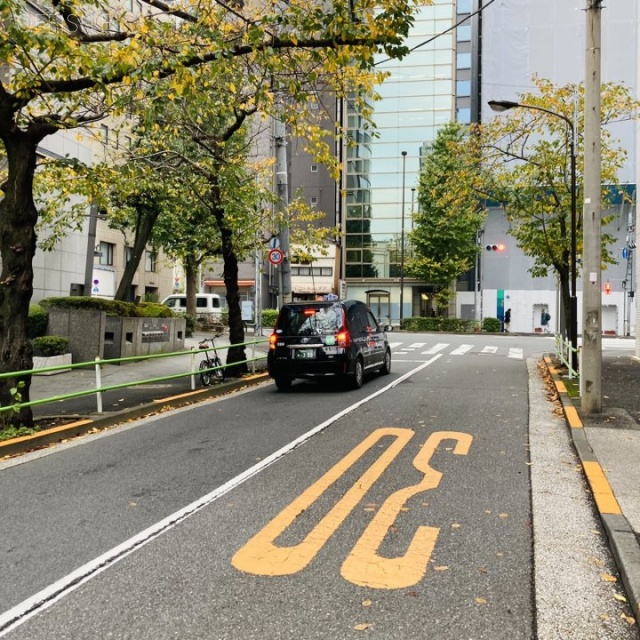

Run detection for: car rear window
[[277, 304, 345, 336]]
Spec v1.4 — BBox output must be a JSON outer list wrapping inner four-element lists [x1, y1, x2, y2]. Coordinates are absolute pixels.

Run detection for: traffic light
[[604, 281, 612, 295], [485, 243, 506, 252]]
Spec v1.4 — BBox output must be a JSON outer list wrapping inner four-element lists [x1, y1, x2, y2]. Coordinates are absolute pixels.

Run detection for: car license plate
[[295, 349, 315, 360]]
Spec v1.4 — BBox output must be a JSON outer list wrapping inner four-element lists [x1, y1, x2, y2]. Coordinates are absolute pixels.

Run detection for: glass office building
[[343, 0, 469, 322]]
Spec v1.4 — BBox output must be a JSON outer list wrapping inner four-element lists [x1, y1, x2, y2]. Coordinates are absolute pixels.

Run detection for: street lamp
[[488, 99, 578, 373], [400, 151, 407, 326]]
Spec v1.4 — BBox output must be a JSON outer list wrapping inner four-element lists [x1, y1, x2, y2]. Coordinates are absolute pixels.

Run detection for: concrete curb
[[544, 355, 640, 623], [0, 372, 270, 459]]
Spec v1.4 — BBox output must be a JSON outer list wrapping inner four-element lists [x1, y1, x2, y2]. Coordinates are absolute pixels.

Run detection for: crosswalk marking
[[390, 341, 524, 360], [450, 344, 473, 355], [480, 346, 498, 354], [421, 343, 449, 355]]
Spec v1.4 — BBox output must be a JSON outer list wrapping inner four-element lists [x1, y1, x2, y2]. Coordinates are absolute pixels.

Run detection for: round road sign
[[268, 248, 285, 265]]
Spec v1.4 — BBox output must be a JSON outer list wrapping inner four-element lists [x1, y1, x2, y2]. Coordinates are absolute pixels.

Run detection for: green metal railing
[[554, 333, 579, 380], [0, 337, 269, 416]]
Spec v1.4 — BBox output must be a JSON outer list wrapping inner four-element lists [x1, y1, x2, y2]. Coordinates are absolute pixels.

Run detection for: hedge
[[401, 316, 477, 333], [32, 335, 70, 357], [39, 296, 175, 318], [28, 305, 49, 339], [261, 309, 279, 327]]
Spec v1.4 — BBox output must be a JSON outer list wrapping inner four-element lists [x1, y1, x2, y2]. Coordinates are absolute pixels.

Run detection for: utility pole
[[581, 0, 603, 413], [274, 119, 292, 307]]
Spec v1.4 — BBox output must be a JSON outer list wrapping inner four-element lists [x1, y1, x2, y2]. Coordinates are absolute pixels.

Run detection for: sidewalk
[[549, 353, 640, 624], [27, 330, 269, 420]]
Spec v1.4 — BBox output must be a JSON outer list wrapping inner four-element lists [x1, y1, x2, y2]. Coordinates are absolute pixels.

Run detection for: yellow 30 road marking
[[232, 428, 414, 576], [232, 429, 473, 589], [341, 431, 473, 589]]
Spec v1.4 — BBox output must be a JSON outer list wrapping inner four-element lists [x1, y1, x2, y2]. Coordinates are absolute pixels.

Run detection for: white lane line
[[387, 342, 403, 350], [407, 342, 426, 349], [480, 346, 498, 355], [421, 343, 449, 355], [450, 344, 473, 355], [0, 355, 443, 636], [508, 348, 524, 360]]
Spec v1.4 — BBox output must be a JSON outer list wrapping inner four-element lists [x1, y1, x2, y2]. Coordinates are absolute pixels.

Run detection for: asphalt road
[[1, 333, 638, 639]]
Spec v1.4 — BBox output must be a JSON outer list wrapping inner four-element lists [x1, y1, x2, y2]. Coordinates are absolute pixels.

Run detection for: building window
[[457, 0, 471, 13], [456, 80, 471, 97], [100, 124, 109, 145], [145, 250, 156, 272], [310, 196, 319, 206], [310, 164, 318, 173], [457, 24, 471, 41], [456, 52, 471, 69], [457, 107, 471, 123], [99, 242, 114, 266], [125, 246, 134, 263]]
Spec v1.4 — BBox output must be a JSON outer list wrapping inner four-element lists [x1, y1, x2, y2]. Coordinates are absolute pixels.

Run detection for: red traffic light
[[486, 243, 506, 252]]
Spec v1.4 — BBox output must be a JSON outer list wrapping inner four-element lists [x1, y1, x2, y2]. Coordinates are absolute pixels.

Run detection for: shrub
[[32, 335, 70, 357], [262, 309, 279, 327], [40, 296, 174, 318], [482, 317, 502, 333], [137, 301, 175, 318], [401, 317, 476, 332], [28, 304, 49, 338]]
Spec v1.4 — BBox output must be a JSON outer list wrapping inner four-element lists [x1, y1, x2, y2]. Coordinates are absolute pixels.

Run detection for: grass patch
[[564, 378, 580, 398]]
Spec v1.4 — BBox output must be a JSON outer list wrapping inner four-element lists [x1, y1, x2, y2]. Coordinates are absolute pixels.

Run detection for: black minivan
[[267, 299, 391, 391]]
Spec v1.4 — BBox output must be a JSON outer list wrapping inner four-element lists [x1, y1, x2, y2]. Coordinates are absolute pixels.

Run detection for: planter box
[[33, 353, 72, 376]]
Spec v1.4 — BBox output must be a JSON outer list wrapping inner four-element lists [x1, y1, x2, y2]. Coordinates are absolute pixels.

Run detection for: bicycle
[[198, 333, 225, 386]]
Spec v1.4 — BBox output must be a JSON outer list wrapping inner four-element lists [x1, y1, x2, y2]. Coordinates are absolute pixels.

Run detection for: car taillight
[[336, 331, 351, 347], [269, 333, 278, 350]]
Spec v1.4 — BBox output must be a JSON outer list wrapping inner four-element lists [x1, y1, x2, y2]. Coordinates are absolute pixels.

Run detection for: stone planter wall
[[33, 353, 73, 375]]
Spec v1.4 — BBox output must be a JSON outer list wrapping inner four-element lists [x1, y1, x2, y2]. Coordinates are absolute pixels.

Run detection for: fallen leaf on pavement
[[601, 574, 617, 583], [354, 623, 372, 631]]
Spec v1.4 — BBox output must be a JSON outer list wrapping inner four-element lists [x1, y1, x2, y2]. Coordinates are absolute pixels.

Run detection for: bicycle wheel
[[212, 356, 224, 381], [199, 359, 212, 386]]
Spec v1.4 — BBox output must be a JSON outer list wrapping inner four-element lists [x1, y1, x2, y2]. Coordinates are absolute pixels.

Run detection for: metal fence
[[0, 337, 269, 416], [554, 333, 579, 380]]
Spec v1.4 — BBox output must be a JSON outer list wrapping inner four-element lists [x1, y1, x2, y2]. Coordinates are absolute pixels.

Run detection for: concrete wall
[[47, 309, 187, 363], [103, 316, 186, 361], [48, 308, 106, 364]]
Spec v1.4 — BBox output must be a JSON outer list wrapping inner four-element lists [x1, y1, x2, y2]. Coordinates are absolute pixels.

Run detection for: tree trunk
[[114, 209, 160, 301], [0, 129, 44, 429], [184, 255, 200, 318]]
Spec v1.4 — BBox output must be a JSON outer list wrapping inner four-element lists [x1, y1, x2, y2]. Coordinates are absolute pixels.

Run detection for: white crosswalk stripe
[[480, 346, 498, 354], [450, 344, 473, 355], [390, 341, 524, 360], [421, 343, 449, 355]]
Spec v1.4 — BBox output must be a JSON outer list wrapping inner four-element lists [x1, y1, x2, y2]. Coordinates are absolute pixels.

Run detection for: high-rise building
[[338, 0, 637, 336]]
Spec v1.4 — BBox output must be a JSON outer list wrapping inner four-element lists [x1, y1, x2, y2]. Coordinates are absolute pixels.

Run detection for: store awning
[[204, 280, 255, 288], [292, 284, 333, 294]]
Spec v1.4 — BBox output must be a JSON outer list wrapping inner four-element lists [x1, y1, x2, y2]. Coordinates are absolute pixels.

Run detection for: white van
[[162, 294, 227, 319]]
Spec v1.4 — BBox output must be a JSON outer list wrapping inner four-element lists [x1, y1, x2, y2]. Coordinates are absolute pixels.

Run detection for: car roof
[[281, 299, 362, 309]]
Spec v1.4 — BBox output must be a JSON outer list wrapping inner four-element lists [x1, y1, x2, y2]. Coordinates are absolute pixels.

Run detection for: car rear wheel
[[379, 349, 391, 375], [274, 377, 293, 392], [350, 358, 364, 389]]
